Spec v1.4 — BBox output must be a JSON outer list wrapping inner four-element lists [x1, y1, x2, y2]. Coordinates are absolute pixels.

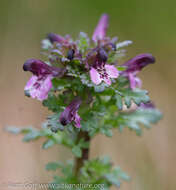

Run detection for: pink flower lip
[[24, 75, 53, 101], [90, 64, 119, 86]]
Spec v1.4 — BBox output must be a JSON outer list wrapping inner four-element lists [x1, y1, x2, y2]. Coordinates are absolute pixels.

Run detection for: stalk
[[74, 130, 90, 177]]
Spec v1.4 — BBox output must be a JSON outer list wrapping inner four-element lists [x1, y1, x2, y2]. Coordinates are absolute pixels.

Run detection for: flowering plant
[[7, 14, 162, 189]]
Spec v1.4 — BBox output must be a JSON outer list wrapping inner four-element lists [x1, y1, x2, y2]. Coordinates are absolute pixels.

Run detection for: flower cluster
[[23, 14, 156, 129]]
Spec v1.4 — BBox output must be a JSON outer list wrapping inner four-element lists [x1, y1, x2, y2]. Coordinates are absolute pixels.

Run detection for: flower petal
[[74, 113, 81, 128], [103, 77, 112, 85], [123, 53, 155, 73], [128, 73, 136, 89], [25, 75, 52, 101], [37, 75, 53, 101], [24, 75, 38, 91], [134, 76, 142, 88], [92, 14, 109, 42], [105, 64, 119, 78], [128, 74, 142, 90], [90, 67, 102, 85]]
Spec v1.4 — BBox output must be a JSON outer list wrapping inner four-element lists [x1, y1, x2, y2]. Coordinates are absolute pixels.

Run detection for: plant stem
[[74, 130, 90, 177]]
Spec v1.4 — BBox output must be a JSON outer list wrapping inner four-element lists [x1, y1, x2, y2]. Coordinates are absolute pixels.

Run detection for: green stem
[[74, 130, 90, 177]]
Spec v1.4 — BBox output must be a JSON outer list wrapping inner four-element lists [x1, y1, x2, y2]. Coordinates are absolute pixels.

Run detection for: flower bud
[[47, 33, 65, 43], [97, 48, 108, 62], [67, 49, 75, 60], [59, 98, 82, 128]]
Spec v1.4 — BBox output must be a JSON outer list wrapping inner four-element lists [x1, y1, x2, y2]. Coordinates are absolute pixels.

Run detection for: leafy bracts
[[6, 14, 162, 189]]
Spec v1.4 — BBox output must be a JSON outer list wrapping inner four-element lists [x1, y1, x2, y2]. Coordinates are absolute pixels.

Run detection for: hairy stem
[[74, 130, 90, 177]]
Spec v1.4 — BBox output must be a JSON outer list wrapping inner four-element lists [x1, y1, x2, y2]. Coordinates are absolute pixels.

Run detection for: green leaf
[[100, 126, 113, 137], [115, 94, 123, 110], [47, 113, 64, 132], [22, 130, 41, 142], [42, 139, 55, 149], [117, 66, 127, 71], [77, 32, 89, 53], [122, 88, 150, 108], [117, 107, 162, 135], [46, 162, 62, 171], [79, 74, 93, 87], [105, 173, 121, 187], [107, 50, 126, 63], [6, 126, 21, 134], [94, 84, 105, 92], [80, 156, 129, 188], [78, 138, 90, 149], [6, 126, 35, 135], [43, 94, 63, 112], [72, 146, 82, 158], [52, 78, 71, 90], [105, 167, 130, 187]]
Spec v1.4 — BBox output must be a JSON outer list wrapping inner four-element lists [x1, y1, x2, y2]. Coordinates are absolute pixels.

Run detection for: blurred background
[[0, 0, 175, 189]]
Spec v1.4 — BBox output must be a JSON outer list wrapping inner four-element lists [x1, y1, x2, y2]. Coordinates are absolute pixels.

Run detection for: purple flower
[[121, 54, 155, 89], [123, 54, 155, 73], [90, 15, 119, 86], [24, 75, 53, 101], [23, 59, 65, 101], [92, 14, 109, 42], [59, 99, 82, 128]]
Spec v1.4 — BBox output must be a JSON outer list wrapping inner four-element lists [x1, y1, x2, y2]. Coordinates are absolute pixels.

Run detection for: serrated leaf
[[105, 166, 130, 187], [47, 113, 64, 132], [42, 139, 55, 149], [52, 78, 71, 90], [72, 146, 82, 158], [46, 162, 62, 171], [107, 49, 127, 63], [105, 173, 121, 187], [6, 126, 21, 134], [124, 96, 131, 108], [43, 94, 64, 112], [77, 32, 89, 53], [100, 127, 113, 137], [122, 88, 150, 108], [80, 157, 129, 188], [22, 130, 41, 142], [117, 107, 162, 135], [6, 126, 34, 134], [115, 95, 123, 110]]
